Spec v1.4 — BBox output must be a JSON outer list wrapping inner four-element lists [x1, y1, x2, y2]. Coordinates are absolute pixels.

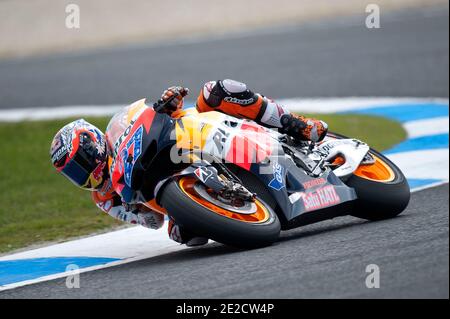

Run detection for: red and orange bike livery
[[106, 99, 410, 248]]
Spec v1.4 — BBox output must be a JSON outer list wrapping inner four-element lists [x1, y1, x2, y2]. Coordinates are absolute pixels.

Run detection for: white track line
[[280, 97, 448, 113], [0, 226, 188, 291], [387, 149, 449, 181], [409, 180, 449, 193], [0, 97, 448, 122], [0, 105, 123, 122], [403, 117, 449, 138], [0, 226, 181, 261], [0, 243, 186, 292]]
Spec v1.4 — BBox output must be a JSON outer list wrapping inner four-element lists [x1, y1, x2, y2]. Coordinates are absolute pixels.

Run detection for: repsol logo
[[113, 119, 136, 156], [224, 96, 255, 105], [320, 139, 353, 156]]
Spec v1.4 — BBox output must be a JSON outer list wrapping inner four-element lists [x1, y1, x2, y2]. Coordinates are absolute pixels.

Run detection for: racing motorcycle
[[106, 99, 410, 248]]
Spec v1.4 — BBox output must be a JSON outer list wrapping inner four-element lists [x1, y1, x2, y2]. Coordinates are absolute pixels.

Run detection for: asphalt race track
[[1, 185, 448, 298], [0, 7, 448, 298]]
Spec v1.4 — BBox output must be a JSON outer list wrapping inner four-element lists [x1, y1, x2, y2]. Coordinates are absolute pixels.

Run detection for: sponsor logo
[[224, 96, 255, 106], [51, 145, 68, 163], [113, 118, 137, 156], [50, 135, 62, 152], [92, 161, 106, 182], [51, 129, 72, 164], [268, 162, 285, 191], [194, 166, 213, 183], [301, 185, 341, 211], [123, 125, 143, 187], [319, 139, 365, 156], [302, 178, 327, 189], [319, 140, 343, 156]]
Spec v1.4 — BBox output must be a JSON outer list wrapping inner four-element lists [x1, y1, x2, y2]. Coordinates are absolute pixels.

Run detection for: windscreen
[[105, 99, 148, 157]]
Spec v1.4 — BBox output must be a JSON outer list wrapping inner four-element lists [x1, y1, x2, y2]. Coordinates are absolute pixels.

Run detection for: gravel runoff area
[[0, 0, 448, 59]]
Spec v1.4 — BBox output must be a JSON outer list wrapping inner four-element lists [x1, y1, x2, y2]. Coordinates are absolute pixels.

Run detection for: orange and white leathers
[[196, 80, 328, 142], [92, 181, 165, 230]]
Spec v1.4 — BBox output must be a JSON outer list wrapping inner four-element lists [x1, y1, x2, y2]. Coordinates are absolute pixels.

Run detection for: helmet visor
[[61, 148, 99, 188]]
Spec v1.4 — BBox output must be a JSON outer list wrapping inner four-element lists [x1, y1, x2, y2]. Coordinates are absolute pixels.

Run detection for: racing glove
[[119, 202, 165, 229], [153, 86, 190, 115]]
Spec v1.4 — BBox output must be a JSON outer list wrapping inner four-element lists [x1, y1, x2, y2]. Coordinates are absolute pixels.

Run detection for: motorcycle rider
[[50, 79, 328, 246]]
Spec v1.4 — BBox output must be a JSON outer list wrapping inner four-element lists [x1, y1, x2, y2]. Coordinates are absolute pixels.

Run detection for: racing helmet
[[50, 119, 108, 190]]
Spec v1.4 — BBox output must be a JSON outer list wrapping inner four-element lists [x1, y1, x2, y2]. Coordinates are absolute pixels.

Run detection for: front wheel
[[160, 177, 281, 248], [346, 149, 410, 221]]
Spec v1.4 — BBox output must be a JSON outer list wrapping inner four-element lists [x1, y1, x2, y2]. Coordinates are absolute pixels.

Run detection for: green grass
[[302, 113, 407, 151], [0, 117, 121, 254], [0, 114, 406, 253]]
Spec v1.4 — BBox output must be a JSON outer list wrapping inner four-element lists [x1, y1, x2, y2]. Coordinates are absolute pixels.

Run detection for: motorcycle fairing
[[107, 103, 358, 222], [317, 138, 370, 179], [174, 110, 274, 171], [174, 110, 357, 222], [106, 99, 175, 203], [247, 155, 357, 222]]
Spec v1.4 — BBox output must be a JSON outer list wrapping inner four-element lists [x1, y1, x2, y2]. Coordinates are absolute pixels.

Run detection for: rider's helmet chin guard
[[50, 119, 108, 190]]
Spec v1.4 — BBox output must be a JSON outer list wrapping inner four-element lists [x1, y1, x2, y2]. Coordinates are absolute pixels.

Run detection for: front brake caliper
[[192, 162, 255, 202]]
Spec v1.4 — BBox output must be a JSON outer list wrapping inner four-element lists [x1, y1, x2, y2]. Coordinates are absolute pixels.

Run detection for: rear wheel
[[346, 149, 410, 220], [160, 177, 281, 248], [328, 132, 410, 221]]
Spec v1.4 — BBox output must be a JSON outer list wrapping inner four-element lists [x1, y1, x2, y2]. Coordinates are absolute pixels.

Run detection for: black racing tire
[[160, 179, 281, 248], [345, 148, 411, 221]]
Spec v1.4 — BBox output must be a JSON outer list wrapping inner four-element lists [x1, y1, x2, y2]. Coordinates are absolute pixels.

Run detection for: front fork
[[187, 161, 228, 194]]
